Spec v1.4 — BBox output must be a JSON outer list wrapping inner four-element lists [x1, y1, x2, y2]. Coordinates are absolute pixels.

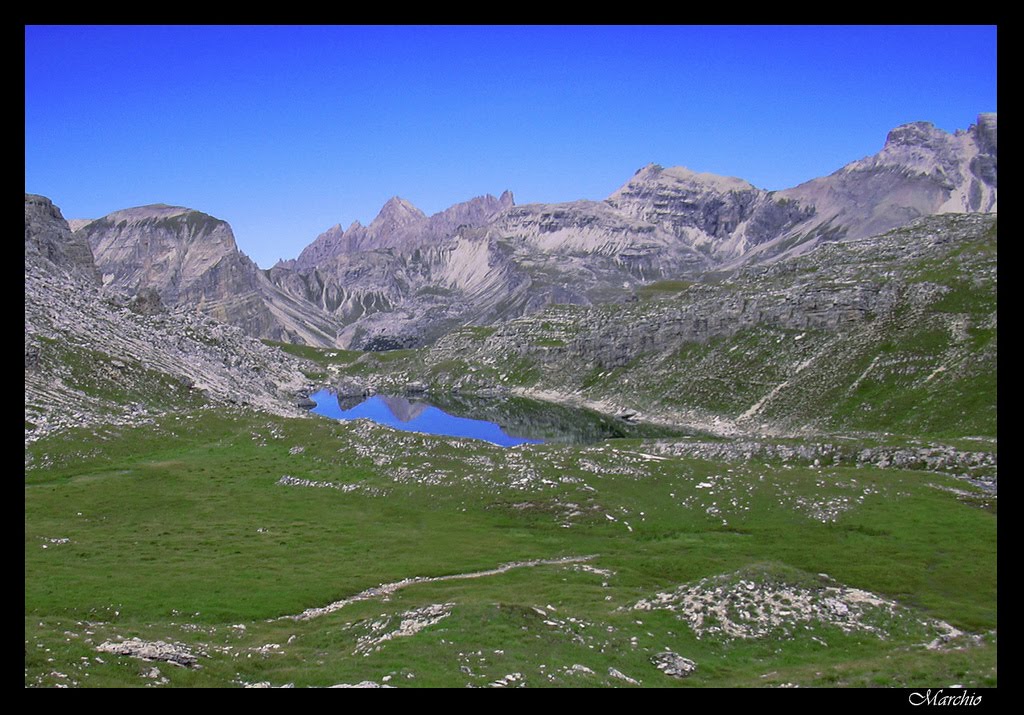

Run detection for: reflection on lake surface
[[308, 391, 541, 447], [308, 389, 692, 447]]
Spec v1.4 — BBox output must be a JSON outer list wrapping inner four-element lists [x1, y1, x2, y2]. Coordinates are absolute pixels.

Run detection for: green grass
[[376, 349, 417, 362], [26, 408, 996, 688], [260, 340, 360, 366], [931, 281, 996, 315], [636, 279, 694, 300], [35, 336, 202, 411]]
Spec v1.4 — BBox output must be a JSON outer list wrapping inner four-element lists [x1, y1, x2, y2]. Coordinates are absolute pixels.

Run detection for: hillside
[[25, 196, 314, 445], [322, 213, 995, 445]]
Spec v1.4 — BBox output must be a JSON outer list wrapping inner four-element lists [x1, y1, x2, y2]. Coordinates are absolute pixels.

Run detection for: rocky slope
[[785, 115, 998, 225], [744, 113, 999, 265], [26, 194, 100, 283], [367, 213, 996, 442], [25, 195, 313, 443], [604, 165, 816, 261]]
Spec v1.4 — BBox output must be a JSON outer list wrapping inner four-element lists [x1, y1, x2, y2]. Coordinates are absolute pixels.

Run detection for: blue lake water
[[308, 390, 544, 447]]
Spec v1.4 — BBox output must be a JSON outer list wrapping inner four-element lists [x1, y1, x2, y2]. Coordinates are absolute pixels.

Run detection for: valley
[[25, 115, 997, 688]]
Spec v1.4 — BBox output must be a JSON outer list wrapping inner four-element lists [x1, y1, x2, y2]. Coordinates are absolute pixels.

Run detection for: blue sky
[[25, 25, 997, 268]]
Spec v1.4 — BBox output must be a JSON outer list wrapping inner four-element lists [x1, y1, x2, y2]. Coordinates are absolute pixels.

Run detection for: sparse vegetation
[[635, 279, 694, 300]]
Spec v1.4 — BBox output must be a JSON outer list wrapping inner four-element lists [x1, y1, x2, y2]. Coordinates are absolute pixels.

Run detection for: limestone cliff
[[25, 194, 100, 283], [78, 204, 293, 340]]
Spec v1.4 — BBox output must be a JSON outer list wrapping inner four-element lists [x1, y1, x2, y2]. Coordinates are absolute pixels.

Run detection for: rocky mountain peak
[[633, 163, 663, 177], [369, 196, 427, 233], [882, 121, 947, 150], [314, 223, 345, 244], [75, 202, 281, 339], [294, 223, 348, 269], [25, 193, 59, 214], [605, 164, 769, 252], [86, 205, 234, 248], [103, 203, 193, 223], [613, 165, 756, 198], [776, 114, 997, 247], [288, 190, 518, 276], [438, 193, 514, 224]]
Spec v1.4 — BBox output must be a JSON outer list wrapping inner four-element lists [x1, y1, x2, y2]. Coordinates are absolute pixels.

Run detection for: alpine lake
[[306, 389, 693, 447]]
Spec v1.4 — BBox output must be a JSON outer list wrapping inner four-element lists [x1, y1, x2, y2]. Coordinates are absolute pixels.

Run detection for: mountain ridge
[[66, 114, 995, 350]]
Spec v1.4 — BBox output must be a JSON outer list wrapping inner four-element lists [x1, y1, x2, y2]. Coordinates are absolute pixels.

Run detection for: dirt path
[[280, 555, 597, 621]]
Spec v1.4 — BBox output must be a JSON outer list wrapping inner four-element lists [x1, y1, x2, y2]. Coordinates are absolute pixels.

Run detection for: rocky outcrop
[[484, 271, 905, 373], [631, 565, 963, 644], [96, 639, 198, 667], [25, 194, 100, 283], [128, 287, 166, 315], [606, 165, 816, 259], [336, 377, 372, 398], [651, 651, 697, 678]]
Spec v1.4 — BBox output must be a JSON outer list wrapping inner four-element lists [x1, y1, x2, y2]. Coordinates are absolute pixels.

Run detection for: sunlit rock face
[[774, 114, 997, 249], [78, 204, 284, 339]]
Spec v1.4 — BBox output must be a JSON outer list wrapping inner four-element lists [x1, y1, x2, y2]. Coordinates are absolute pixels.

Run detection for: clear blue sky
[[26, 25, 997, 268]]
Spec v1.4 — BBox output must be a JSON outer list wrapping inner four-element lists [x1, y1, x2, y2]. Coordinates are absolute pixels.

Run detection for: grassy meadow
[[25, 406, 996, 687]]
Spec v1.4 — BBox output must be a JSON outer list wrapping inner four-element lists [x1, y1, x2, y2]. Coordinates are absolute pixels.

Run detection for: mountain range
[[67, 114, 996, 350]]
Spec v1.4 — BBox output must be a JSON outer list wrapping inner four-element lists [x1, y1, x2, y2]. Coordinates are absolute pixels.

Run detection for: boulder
[[651, 651, 697, 678], [129, 287, 167, 315], [404, 381, 427, 394], [336, 378, 369, 398]]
